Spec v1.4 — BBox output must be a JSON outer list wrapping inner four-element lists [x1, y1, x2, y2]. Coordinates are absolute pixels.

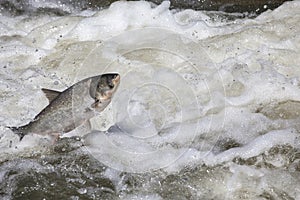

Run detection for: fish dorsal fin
[[42, 88, 61, 102]]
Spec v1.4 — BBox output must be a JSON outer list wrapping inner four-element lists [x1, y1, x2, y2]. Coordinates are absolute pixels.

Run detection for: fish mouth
[[98, 73, 120, 101], [112, 74, 120, 86], [109, 74, 120, 95]]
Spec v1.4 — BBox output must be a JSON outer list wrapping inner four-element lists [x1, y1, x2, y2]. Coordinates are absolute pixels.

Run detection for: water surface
[[0, 1, 300, 199]]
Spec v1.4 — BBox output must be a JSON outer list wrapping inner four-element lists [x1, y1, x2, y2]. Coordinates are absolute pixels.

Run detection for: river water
[[0, 1, 300, 199]]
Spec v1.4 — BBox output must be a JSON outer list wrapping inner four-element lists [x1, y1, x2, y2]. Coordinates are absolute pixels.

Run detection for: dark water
[[0, 138, 116, 199], [1, 137, 298, 199], [0, 0, 290, 16]]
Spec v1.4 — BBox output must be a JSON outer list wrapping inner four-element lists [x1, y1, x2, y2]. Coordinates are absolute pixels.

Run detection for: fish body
[[10, 73, 120, 140]]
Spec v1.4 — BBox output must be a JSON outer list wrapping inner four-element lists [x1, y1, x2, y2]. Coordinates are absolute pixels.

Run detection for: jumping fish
[[9, 73, 120, 141]]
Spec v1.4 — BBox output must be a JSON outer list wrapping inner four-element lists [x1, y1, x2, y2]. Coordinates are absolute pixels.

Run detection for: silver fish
[[9, 73, 120, 141]]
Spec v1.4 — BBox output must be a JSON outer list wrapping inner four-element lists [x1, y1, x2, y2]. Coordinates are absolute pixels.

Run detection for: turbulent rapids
[[0, 1, 300, 199]]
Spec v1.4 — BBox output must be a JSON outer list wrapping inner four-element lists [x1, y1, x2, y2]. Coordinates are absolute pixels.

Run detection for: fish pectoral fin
[[50, 133, 61, 144], [42, 88, 62, 102]]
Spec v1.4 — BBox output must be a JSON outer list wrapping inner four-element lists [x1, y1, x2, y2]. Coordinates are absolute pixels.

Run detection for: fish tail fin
[[7, 126, 26, 141]]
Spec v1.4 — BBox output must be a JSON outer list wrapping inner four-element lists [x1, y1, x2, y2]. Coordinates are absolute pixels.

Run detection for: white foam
[[0, 0, 300, 198], [121, 193, 163, 200]]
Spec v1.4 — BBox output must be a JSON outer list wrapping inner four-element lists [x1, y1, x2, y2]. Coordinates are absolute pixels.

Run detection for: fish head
[[90, 73, 120, 111]]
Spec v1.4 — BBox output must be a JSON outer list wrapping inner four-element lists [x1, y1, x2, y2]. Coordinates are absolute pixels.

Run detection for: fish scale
[[8, 73, 120, 141]]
